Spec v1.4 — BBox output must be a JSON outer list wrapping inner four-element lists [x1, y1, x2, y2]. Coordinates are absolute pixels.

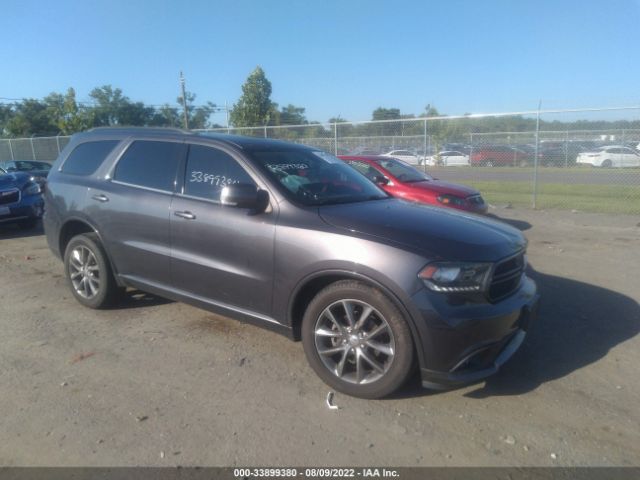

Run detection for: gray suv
[[44, 127, 539, 399]]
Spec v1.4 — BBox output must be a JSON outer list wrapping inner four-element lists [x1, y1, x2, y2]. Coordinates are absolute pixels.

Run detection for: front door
[[170, 143, 276, 316]]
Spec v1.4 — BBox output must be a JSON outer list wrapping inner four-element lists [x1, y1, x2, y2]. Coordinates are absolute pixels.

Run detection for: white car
[[381, 150, 420, 165], [424, 151, 470, 166], [576, 145, 640, 168], [438, 150, 470, 166]]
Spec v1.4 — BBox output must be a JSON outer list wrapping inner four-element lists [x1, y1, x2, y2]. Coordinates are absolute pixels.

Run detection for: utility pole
[[180, 71, 189, 130]]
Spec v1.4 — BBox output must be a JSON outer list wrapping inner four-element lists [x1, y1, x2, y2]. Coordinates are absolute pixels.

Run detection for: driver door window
[[183, 145, 255, 202]]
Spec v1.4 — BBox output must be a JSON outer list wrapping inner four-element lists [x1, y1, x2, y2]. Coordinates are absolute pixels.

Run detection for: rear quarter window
[[61, 140, 120, 176]]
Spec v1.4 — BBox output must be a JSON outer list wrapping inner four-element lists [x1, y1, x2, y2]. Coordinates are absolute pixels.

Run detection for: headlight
[[437, 194, 466, 206], [23, 182, 41, 196], [418, 262, 492, 293]]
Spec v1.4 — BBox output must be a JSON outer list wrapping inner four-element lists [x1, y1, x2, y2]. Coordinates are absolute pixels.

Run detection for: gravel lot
[[0, 207, 638, 467]]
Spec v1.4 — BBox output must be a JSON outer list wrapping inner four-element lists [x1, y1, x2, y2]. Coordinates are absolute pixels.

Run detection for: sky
[[2, 0, 640, 125]]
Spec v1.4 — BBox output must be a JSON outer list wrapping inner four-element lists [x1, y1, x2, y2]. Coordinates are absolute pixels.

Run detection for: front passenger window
[[184, 145, 255, 202]]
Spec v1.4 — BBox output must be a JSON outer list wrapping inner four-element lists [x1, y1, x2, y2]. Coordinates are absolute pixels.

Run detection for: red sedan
[[339, 155, 488, 214]]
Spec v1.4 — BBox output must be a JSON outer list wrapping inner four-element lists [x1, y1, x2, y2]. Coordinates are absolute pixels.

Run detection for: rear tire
[[601, 159, 612, 168], [301, 280, 415, 399], [64, 233, 120, 309], [482, 160, 495, 167]]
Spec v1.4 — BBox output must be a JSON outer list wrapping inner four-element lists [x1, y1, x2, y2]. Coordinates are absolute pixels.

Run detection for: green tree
[[45, 88, 93, 134], [230, 67, 274, 127], [5, 99, 57, 136], [149, 104, 181, 127], [176, 91, 216, 129], [371, 107, 402, 136], [89, 85, 153, 126], [279, 104, 307, 125], [0, 104, 15, 136]]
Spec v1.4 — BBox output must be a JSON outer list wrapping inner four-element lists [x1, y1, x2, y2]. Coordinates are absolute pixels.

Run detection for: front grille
[[489, 252, 526, 301], [0, 188, 20, 206]]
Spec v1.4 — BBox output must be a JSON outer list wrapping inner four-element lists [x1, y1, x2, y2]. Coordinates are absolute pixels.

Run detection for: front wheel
[[601, 159, 613, 168], [301, 280, 415, 399]]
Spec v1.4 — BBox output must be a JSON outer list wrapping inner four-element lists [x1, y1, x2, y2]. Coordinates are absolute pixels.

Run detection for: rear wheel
[[601, 159, 612, 168], [481, 159, 495, 167], [64, 233, 120, 309], [301, 280, 415, 399]]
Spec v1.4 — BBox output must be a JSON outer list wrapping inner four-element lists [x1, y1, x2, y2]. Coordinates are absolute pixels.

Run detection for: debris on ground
[[326, 391, 339, 410], [135, 415, 148, 422], [70, 352, 95, 364], [550, 453, 558, 459], [160, 451, 165, 459], [503, 435, 516, 445]]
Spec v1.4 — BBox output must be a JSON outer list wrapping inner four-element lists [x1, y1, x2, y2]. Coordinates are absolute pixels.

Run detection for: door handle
[[91, 194, 109, 203], [174, 210, 196, 220]]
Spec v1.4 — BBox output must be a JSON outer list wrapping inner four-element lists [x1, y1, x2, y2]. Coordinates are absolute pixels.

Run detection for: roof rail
[[86, 126, 191, 135]]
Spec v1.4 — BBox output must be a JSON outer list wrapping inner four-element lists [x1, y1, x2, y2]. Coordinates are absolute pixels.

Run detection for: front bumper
[[0, 194, 44, 224], [408, 275, 539, 390]]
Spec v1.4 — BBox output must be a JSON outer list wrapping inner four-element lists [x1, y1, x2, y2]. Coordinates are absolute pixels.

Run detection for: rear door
[[170, 142, 277, 315], [89, 139, 185, 288]]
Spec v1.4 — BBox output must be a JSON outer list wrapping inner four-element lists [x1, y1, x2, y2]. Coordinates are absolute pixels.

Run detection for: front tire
[[301, 280, 415, 399], [64, 233, 119, 309], [601, 159, 612, 168]]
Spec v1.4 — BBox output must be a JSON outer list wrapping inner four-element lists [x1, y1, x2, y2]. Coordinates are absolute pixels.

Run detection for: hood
[[319, 199, 525, 262], [0, 172, 31, 190], [407, 179, 480, 197]]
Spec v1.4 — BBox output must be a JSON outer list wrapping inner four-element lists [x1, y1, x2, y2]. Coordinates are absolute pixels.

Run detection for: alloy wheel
[[314, 299, 395, 384], [68, 246, 101, 299]]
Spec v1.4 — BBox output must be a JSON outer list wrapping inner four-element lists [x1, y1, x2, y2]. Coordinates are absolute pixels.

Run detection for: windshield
[[373, 157, 432, 183], [12, 161, 52, 171], [249, 149, 388, 206]]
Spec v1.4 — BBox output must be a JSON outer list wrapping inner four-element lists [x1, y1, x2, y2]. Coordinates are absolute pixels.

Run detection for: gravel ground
[[0, 207, 638, 467]]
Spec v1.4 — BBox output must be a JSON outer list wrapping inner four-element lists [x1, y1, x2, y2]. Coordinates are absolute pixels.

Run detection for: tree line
[[2, 66, 639, 139]]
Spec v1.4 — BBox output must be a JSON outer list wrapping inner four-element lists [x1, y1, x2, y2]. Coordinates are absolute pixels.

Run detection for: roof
[[80, 127, 315, 152]]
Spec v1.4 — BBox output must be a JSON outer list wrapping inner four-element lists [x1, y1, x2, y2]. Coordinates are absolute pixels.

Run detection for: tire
[[301, 280, 415, 399], [64, 233, 120, 309], [601, 159, 612, 168], [481, 160, 495, 167], [17, 218, 38, 230]]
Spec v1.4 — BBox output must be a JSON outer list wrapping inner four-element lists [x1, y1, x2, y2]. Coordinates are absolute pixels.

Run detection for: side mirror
[[372, 175, 389, 185], [220, 184, 269, 212]]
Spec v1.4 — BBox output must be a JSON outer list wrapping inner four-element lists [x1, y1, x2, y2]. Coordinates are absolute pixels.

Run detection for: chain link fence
[[2, 107, 639, 214]]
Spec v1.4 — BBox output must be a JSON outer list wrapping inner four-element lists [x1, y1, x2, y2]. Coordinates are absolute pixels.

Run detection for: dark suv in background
[[44, 128, 539, 398]]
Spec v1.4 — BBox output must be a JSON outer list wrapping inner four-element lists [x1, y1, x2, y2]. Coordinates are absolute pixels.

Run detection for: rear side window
[[113, 140, 182, 192], [184, 145, 255, 202], [61, 140, 119, 176]]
